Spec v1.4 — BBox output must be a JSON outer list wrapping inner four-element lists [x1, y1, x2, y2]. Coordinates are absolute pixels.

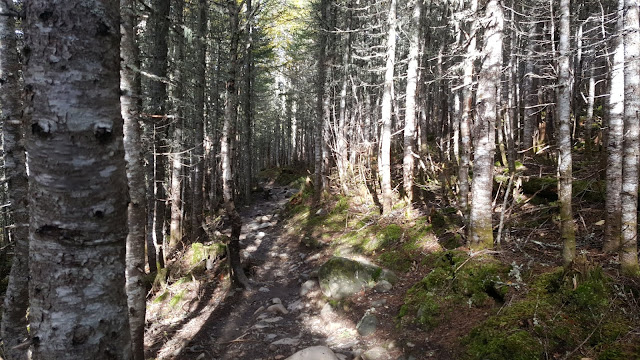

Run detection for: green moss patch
[[399, 251, 510, 329], [463, 267, 640, 360]]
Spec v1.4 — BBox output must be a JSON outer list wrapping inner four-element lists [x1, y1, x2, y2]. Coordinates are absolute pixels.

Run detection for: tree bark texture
[[620, 0, 640, 275], [379, 0, 397, 214], [120, 0, 146, 358], [469, 0, 503, 250], [459, 0, 477, 215], [314, 0, 329, 203], [191, 0, 208, 243], [0, 2, 30, 358], [403, 0, 421, 207], [557, 0, 576, 267], [24, 1, 132, 358], [605, 0, 624, 253], [223, 0, 251, 289]]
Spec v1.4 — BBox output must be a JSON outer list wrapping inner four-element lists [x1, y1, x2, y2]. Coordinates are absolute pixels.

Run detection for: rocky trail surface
[[145, 186, 421, 360]]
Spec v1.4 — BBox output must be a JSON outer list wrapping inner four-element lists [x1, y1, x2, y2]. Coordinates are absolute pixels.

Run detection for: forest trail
[[145, 186, 406, 360]]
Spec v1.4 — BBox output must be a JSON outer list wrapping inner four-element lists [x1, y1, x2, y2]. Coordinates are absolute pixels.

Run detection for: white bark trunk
[[25, 1, 131, 358]]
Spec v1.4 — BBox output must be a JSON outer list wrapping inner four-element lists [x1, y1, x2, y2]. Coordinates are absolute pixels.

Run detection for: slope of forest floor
[[145, 160, 640, 360]]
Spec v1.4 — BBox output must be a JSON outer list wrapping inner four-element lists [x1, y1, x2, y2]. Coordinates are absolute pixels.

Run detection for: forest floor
[[144, 160, 640, 360]]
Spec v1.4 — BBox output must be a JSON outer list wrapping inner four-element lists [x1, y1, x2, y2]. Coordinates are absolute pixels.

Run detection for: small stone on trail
[[320, 303, 335, 320], [287, 299, 304, 312], [300, 279, 317, 296], [374, 280, 393, 293], [272, 297, 282, 304], [267, 303, 289, 315], [285, 345, 340, 360], [259, 287, 270, 293], [315, 209, 326, 216], [356, 313, 379, 336], [361, 346, 391, 360], [196, 354, 205, 360], [271, 337, 300, 346], [253, 305, 265, 315], [275, 356, 285, 360]]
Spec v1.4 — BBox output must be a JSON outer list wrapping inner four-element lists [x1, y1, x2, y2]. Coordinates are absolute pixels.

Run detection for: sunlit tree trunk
[[469, 0, 503, 250], [314, 0, 329, 202], [0, 2, 30, 358], [24, 1, 131, 358], [620, 0, 640, 275], [459, 0, 477, 215], [522, 21, 538, 154], [557, 0, 575, 266], [379, 0, 397, 214], [121, 0, 146, 358], [604, 0, 624, 253], [169, 0, 184, 250], [403, 0, 421, 208]]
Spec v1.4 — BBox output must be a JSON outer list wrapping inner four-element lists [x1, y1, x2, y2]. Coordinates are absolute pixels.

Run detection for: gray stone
[[317, 257, 397, 299], [300, 279, 317, 296], [356, 313, 379, 336], [374, 280, 393, 293], [271, 337, 300, 346], [267, 303, 289, 315], [362, 347, 391, 360], [285, 346, 340, 360]]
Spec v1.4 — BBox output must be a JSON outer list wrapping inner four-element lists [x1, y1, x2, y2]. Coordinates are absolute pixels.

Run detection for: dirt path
[[144, 186, 358, 359]]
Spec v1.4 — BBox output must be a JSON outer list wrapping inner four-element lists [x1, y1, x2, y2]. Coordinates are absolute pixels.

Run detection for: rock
[[362, 347, 391, 360], [371, 299, 387, 307], [356, 313, 379, 336], [259, 287, 270, 293], [317, 257, 398, 299], [272, 297, 282, 304], [300, 279, 317, 296], [320, 303, 335, 320], [267, 303, 289, 315], [285, 346, 340, 360], [315, 209, 327, 216], [374, 280, 393, 293], [271, 337, 301, 346], [287, 299, 304, 312], [253, 305, 265, 315]]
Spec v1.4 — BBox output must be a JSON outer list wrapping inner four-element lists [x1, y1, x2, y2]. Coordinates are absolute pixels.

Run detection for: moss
[[379, 224, 403, 246], [400, 251, 509, 330], [463, 266, 639, 360], [169, 289, 187, 308], [379, 251, 412, 272]]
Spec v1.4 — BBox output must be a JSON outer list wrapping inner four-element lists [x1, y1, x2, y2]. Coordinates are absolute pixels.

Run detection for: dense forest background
[[1, 0, 640, 359]]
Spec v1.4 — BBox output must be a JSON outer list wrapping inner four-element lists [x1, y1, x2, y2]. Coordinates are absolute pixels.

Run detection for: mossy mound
[[463, 267, 640, 360], [318, 256, 397, 299], [398, 251, 510, 329]]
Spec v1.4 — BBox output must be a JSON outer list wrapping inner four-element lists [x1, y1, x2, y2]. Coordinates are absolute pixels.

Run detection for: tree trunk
[[0, 3, 30, 358], [403, 0, 421, 208], [120, 0, 146, 358], [191, 0, 208, 243], [459, 0, 477, 215], [243, 0, 254, 200], [223, 0, 251, 289], [604, 0, 624, 253], [169, 0, 184, 250], [149, 0, 170, 262], [314, 0, 329, 203], [379, 0, 397, 214], [522, 21, 538, 154], [620, 0, 640, 275], [468, 0, 503, 250], [24, 1, 131, 358], [557, 0, 575, 267]]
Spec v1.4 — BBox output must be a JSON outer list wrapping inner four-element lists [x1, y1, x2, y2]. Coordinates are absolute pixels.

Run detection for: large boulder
[[317, 257, 397, 299], [285, 346, 339, 360]]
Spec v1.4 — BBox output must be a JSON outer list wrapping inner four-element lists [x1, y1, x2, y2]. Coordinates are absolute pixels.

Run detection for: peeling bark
[[24, 1, 131, 358]]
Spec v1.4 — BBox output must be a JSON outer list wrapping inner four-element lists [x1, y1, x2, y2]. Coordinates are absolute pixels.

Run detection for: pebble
[[300, 279, 317, 296], [259, 287, 270, 293], [267, 303, 289, 315]]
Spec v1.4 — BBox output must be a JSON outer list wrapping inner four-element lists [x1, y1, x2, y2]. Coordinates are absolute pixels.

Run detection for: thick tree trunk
[[403, 0, 421, 208], [0, 3, 30, 358], [469, 0, 503, 250], [557, 0, 575, 267], [620, 0, 640, 275], [120, 0, 146, 358], [379, 0, 397, 214], [191, 0, 208, 243], [604, 0, 624, 253], [24, 1, 131, 358], [459, 0, 477, 215]]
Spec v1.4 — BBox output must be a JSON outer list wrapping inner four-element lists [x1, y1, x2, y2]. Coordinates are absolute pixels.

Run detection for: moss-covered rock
[[318, 257, 397, 299]]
